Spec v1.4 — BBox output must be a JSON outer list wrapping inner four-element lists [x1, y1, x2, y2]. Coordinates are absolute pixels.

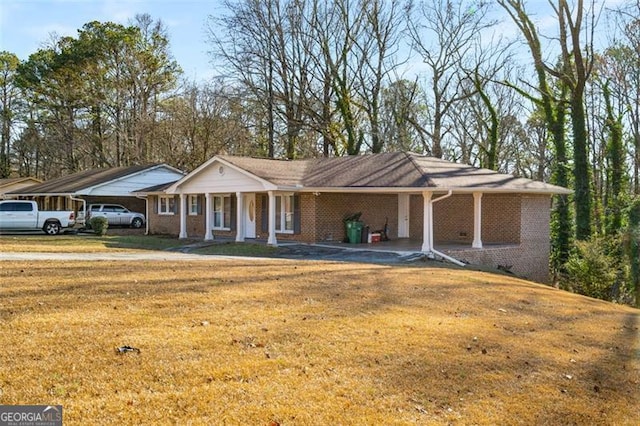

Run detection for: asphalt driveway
[[0, 242, 415, 264]]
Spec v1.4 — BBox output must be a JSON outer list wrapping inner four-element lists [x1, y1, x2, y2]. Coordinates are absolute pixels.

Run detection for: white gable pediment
[[87, 166, 185, 196], [174, 159, 272, 194]]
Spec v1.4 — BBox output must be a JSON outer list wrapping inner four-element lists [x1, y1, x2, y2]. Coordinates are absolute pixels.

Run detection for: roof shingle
[[216, 153, 569, 194], [10, 165, 161, 194]]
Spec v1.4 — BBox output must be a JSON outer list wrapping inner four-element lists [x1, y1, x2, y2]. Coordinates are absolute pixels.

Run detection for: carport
[[6, 164, 185, 228]]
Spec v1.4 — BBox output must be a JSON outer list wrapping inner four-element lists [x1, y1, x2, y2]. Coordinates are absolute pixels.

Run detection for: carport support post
[[267, 191, 277, 246], [179, 193, 188, 239], [421, 191, 433, 253], [204, 193, 213, 241], [235, 192, 244, 242], [472, 192, 483, 249]]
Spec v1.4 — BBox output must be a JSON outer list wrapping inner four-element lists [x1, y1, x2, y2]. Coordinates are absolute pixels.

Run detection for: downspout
[[136, 195, 149, 235], [428, 190, 466, 267]]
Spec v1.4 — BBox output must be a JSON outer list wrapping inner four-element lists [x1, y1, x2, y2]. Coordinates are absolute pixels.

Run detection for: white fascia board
[[297, 187, 428, 194], [296, 186, 572, 195], [434, 187, 573, 195]]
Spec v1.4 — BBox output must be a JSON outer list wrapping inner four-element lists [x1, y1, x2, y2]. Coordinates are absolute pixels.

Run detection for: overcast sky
[[0, 0, 626, 83]]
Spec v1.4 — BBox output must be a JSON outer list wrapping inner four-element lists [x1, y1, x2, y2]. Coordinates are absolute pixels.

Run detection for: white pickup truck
[[0, 200, 76, 235]]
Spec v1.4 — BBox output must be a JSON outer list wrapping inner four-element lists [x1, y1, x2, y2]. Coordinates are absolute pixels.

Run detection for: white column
[[235, 192, 244, 242], [204, 193, 213, 241], [179, 193, 188, 239], [472, 192, 483, 249], [267, 191, 278, 246], [421, 191, 433, 252]]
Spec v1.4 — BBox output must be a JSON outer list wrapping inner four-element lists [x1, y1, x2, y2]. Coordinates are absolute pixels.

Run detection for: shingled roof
[[216, 152, 570, 194], [0, 177, 41, 192], [9, 164, 179, 195]]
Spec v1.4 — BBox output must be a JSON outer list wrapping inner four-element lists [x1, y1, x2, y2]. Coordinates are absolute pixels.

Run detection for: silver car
[[87, 204, 145, 228]]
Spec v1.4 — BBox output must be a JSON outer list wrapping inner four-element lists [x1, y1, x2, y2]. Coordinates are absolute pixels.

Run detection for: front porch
[[278, 238, 534, 280]]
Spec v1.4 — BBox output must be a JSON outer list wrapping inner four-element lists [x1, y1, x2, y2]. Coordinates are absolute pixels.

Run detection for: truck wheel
[[43, 221, 61, 235], [131, 217, 143, 229]]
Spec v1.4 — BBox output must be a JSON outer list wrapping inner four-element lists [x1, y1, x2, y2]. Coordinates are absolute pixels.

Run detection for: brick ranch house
[[138, 152, 571, 283]]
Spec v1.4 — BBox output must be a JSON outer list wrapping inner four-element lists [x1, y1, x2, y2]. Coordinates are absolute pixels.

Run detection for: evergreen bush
[[90, 216, 109, 236]]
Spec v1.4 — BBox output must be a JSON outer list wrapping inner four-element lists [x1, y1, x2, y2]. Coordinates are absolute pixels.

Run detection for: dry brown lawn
[[0, 253, 638, 424]]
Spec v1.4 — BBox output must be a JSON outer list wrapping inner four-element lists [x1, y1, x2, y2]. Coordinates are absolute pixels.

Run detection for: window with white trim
[[276, 194, 294, 233], [188, 195, 199, 216], [158, 196, 175, 215], [213, 195, 232, 229]]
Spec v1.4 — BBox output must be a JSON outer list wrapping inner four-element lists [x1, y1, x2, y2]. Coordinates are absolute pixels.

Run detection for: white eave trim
[[293, 186, 572, 195]]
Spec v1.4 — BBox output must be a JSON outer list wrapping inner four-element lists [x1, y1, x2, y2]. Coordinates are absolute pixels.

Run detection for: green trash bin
[[346, 221, 364, 244]]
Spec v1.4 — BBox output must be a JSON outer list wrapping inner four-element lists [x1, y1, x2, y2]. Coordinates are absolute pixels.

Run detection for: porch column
[[421, 191, 433, 252], [179, 193, 188, 239], [204, 193, 213, 241], [472, 192, 483, 249], [235, 192, 244, 242], [267, 190, 278, 246]]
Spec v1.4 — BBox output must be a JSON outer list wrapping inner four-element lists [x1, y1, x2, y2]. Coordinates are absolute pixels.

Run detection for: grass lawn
[[0, 240, 638, 424], [0, 234, 278, 257], [0, 234, 194, 253]]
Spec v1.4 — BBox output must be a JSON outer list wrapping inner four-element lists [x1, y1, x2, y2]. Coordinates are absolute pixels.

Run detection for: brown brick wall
[[442, 195, 552, 283], [480, 194, 521, 244], [433, 194, 474, 243], [409, 193, 521, 244], [148, 195, 180, 236], [298, 193, 318, 242], [409, 194, 424, 238], [253, 192, 398, 243], [311, 193, 399, 242]]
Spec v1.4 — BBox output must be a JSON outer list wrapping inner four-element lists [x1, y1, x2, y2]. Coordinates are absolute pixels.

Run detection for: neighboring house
[[0, 177, 42, 198], [138, 152, 571, 283], [7, 164, 185, 227]]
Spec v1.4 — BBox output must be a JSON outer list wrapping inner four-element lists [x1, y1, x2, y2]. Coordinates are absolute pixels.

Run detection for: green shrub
[[563, 236, 628, 302], [90, 217, 109, 236]]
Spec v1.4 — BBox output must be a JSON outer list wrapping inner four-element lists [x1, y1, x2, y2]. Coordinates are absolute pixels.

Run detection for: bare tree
[[353, 0, 406, 153], [210, 0, 318, 159], [407, 0, 494, 158], [380, 78, 428, 152]]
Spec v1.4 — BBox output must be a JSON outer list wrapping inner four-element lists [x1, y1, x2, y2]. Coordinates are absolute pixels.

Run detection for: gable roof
[[214, 152, 570, 194], [9, 164, 184, 196], [135, 180, 180, 194], [0, 177, 42, 192]]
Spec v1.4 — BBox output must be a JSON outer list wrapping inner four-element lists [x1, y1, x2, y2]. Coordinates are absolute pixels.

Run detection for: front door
[[243, 193, 256, 238], [398, 193, 410, 238]]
